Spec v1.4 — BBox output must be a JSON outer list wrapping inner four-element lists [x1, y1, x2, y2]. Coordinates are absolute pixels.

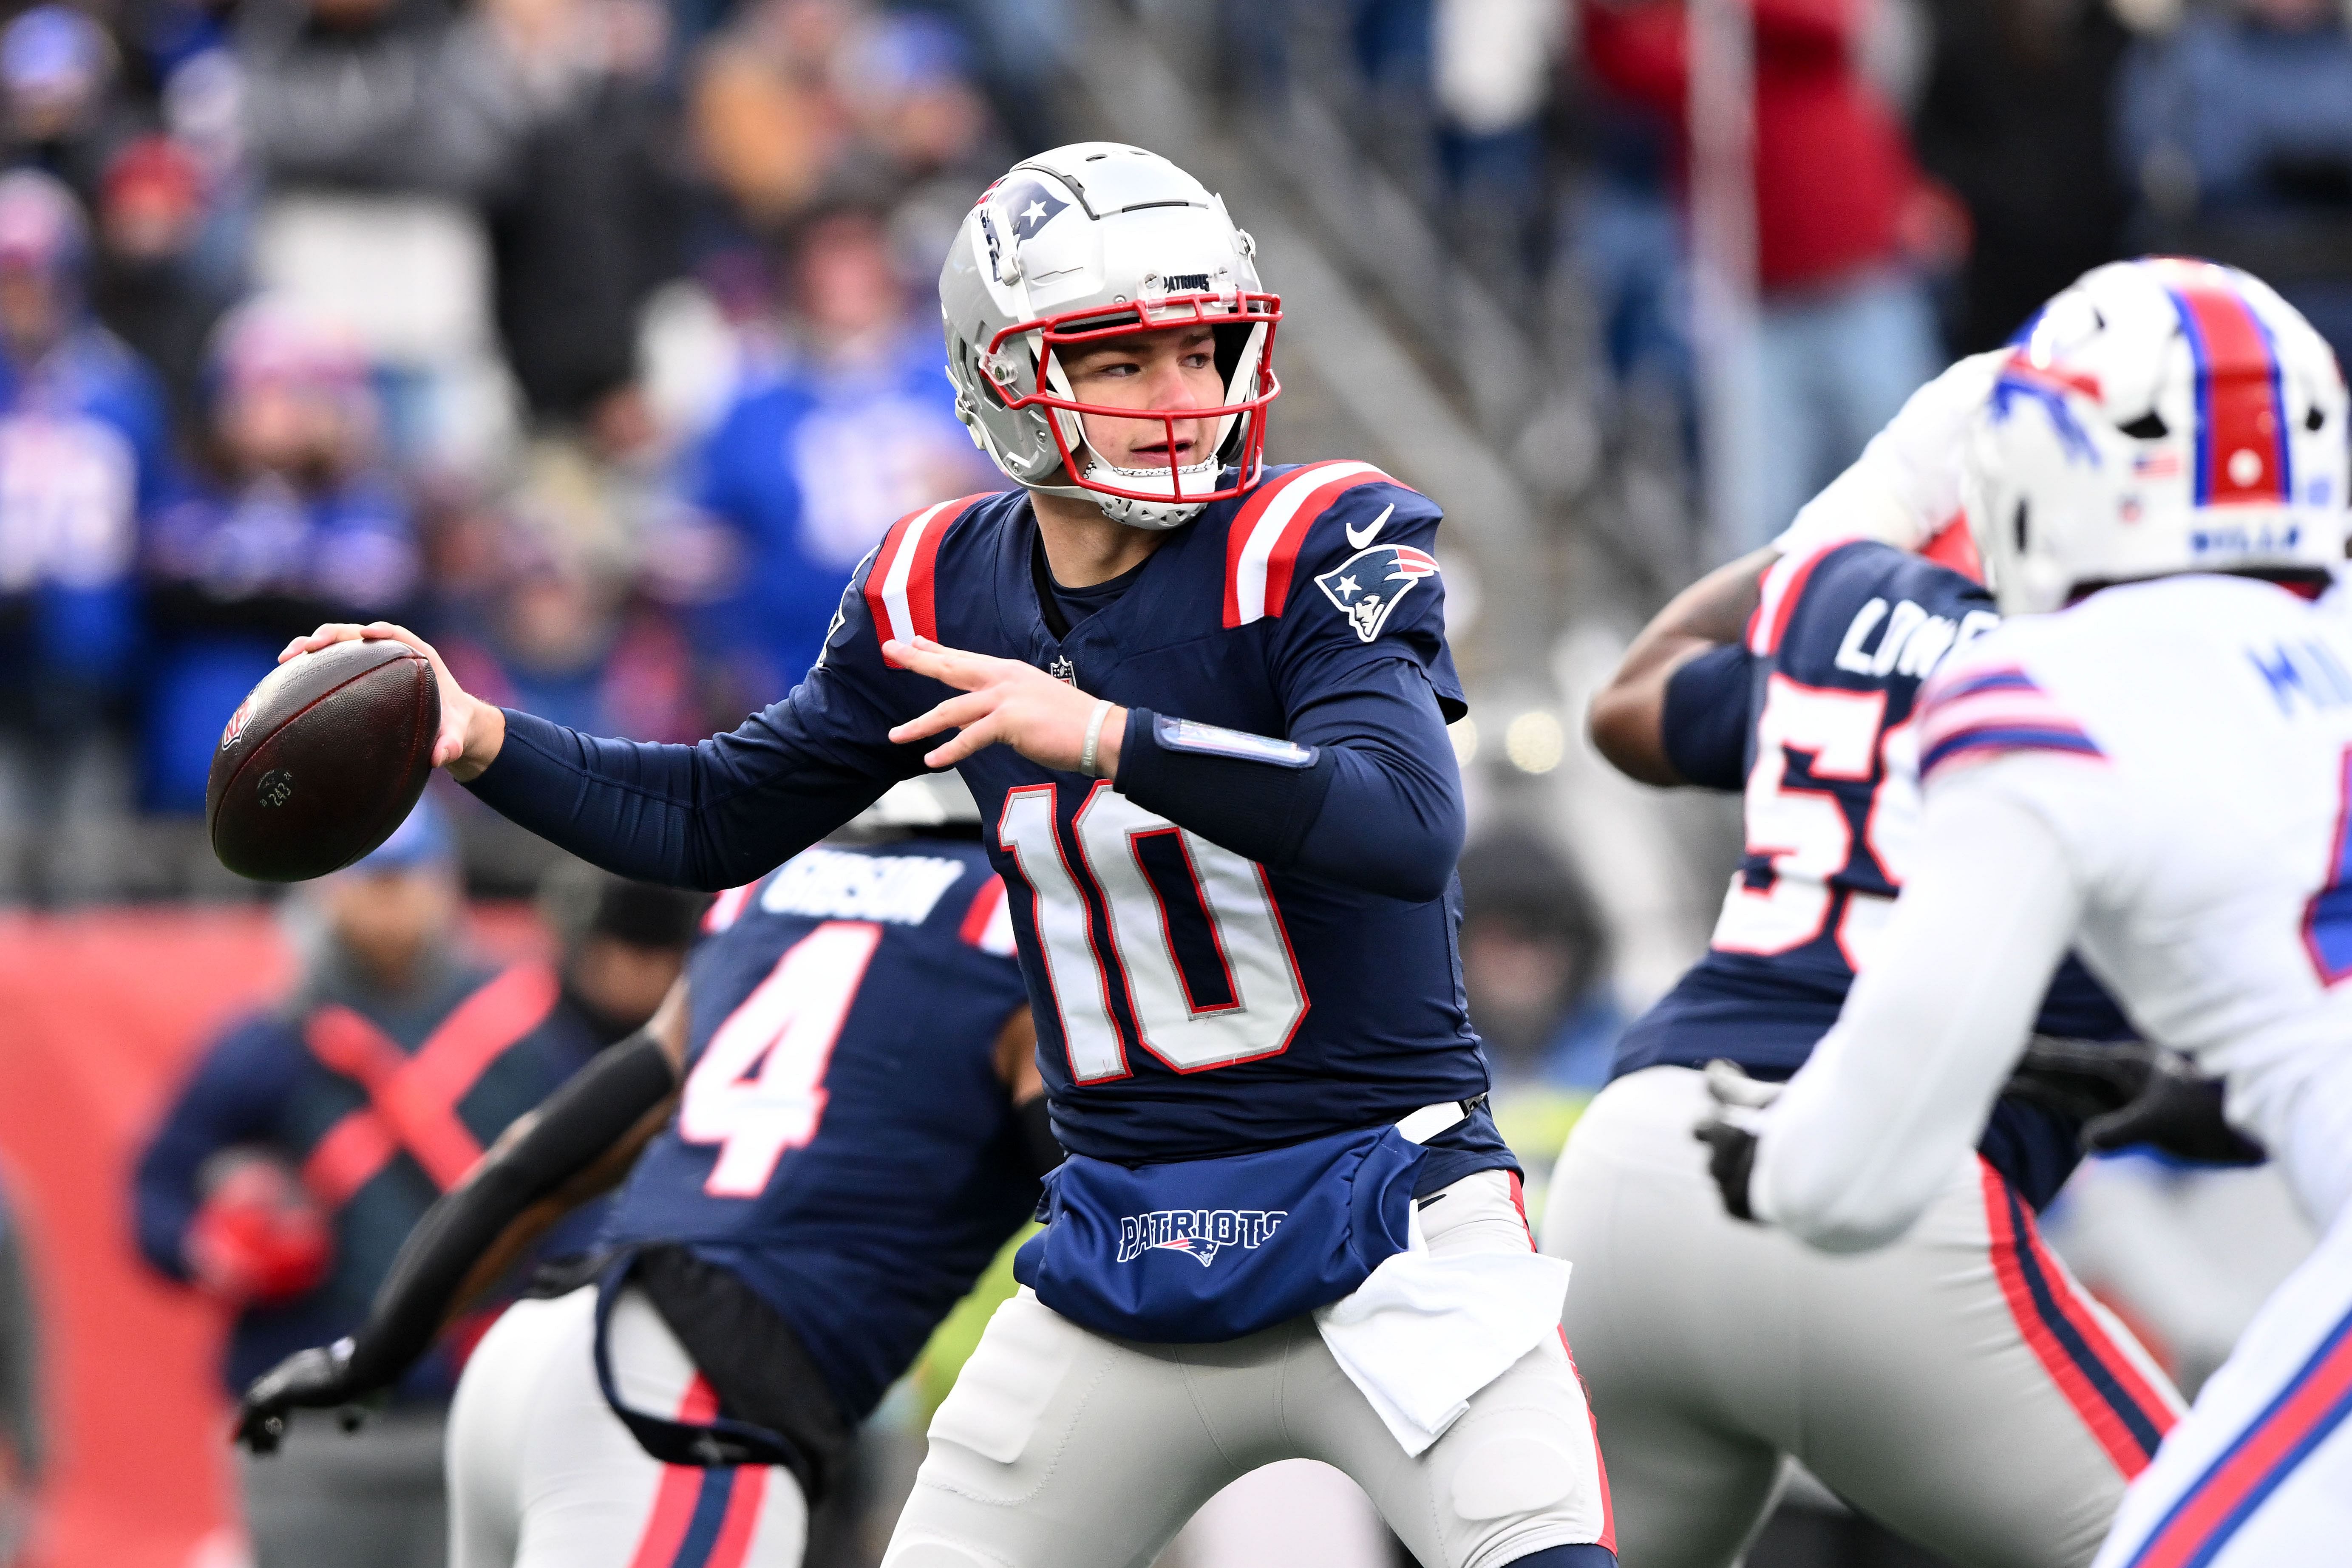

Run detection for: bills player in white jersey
[[1702, 258, 2352, 1567], [1547, 354, 2201, 1568]]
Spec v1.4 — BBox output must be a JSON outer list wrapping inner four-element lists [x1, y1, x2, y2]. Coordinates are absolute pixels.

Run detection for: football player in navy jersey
[[233, 777, 1057, 1568], [1539, 356, 2219, 1568], [280, 142, 1614, 1568]]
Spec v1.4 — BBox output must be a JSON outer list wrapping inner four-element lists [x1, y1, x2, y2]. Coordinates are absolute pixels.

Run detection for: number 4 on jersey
[[679, 920, 882, 1196]]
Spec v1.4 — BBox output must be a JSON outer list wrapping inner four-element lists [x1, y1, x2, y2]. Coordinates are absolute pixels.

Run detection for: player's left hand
[[234, 1338, 381, 1455], [884, 636, 1125, 776], [2080, 1051, 2267, 1166], [1693, 1059, 1781, 1223]]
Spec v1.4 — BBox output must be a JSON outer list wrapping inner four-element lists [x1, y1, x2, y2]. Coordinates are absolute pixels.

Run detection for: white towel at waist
[[1314, 1168, 1573, 1456]]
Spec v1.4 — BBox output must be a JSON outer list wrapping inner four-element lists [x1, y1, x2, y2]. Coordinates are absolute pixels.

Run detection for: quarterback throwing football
[[286, 144, 1614, 1568]]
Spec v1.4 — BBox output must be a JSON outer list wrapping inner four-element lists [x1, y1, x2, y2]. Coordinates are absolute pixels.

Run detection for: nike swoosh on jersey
[[1345, 504, 1394, 552]]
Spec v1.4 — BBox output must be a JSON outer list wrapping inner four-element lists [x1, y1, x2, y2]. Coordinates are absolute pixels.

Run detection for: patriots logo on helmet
[[1315, 544, 1440, 644], [1000, 180, 1070, 241]]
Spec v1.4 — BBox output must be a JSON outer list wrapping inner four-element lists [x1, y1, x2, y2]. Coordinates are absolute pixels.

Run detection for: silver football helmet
[[939, 142, 1281, 530]]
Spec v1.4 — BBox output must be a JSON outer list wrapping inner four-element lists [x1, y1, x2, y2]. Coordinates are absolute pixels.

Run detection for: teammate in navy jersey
[[1539, 356, 2213, 1568], [233, 778, 1056, 1568], [279, 143, 1613, 1568]]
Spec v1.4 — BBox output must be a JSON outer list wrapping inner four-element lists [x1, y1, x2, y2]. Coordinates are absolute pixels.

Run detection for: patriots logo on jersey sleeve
[[1314, 544, 1440, 643]]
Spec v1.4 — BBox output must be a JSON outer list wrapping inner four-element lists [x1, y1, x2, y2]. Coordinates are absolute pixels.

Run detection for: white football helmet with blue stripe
[[1962, 259, 2349, 614]]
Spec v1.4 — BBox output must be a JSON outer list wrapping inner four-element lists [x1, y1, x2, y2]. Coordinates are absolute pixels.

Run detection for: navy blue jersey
[[473, 462, 1510, 1190], [600, 837, 1036, 1421], [1616, 540, 2134, 1204]]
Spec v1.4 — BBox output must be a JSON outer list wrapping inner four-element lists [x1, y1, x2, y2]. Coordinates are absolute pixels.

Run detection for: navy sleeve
[[465, 564, 939, 889], [1660, 643, 1758, 791], [1115, 482, 1465, 903], [131, 1018, 302, 1281]]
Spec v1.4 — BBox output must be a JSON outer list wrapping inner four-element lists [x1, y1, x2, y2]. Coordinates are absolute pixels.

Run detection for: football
[[206, 639, 441, 882]]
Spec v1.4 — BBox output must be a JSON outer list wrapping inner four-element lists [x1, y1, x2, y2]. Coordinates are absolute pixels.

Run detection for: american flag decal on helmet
[[1314, 543, 1439, 643]]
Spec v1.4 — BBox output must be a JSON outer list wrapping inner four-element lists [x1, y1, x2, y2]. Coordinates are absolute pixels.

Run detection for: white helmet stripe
[[1231, 461, 1383, 623]]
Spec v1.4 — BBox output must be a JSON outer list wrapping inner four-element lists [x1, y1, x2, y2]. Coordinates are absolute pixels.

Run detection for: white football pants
[[445, 1285, 808, 1568], [2090, 1191, 2352, 1567], [881, 1170, 1614, 1568], [1543, 1066, 2185, 1568]]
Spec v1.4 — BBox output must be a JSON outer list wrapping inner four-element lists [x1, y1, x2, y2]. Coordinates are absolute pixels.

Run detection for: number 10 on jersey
[[997, 782, 1309, 1081]]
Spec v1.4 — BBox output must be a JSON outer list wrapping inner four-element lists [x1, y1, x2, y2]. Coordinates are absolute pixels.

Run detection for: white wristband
[[1080, 699, 1113, 778]]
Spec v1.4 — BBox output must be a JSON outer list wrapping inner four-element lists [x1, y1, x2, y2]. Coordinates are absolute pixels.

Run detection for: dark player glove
[[1693, 1059, 1781, 1223], [235, 1339, 383, 1454], [2004, 1038, 2265, 1165]]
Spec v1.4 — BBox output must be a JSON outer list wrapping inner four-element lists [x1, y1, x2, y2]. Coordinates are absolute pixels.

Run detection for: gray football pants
[[1542, 1067, 2186, 1568], [881, 1171, 1613, 1568]]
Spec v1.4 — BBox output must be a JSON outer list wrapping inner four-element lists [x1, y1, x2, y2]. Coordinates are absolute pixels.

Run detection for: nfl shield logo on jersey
[[1315, 545, 1440, 643]]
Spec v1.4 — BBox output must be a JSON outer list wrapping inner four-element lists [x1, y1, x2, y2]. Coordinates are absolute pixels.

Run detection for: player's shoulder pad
[[1221, 461, 1437, 629], [1762, 538, 1999, 681], [1915, 626, 2105, 785], [862, 492, 1000, 660], [1746, 535, 1896, 656]]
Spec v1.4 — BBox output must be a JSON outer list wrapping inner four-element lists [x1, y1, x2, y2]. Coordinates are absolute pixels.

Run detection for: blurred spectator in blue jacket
[[438, 524, 706, 744], [0, 169, 171, 892], [141, 296, 418, 813], [2118, 0, 2352, 359], [0, 8, 142, 209], [659, 198, 995, 711]]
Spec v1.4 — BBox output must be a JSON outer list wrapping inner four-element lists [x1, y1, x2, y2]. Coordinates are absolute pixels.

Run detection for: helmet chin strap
[[1017, 439, 1219, 531]]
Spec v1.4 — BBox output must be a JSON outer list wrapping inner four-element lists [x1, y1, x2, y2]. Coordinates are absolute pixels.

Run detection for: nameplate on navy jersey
[[1154, 716, 1316, 769], [1314, 544, 1439, 643], [759, 847, 967, 925]]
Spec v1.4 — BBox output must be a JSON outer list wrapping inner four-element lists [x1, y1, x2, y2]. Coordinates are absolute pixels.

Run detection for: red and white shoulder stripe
[[1747, 533, 1870, 656], [865, 494, 991, 663], [1222, 461, 1403, 628]]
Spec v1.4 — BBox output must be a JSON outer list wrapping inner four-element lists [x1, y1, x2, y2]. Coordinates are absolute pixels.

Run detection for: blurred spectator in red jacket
[[89, 134, 239, 447], [1580, 0, 1945, 549]]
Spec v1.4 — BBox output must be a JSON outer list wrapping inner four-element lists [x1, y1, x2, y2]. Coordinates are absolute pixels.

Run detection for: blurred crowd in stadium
[[0, 0, 2343, 898], [0, 0, 2341, 1564], [0, 0, 1051, 900]]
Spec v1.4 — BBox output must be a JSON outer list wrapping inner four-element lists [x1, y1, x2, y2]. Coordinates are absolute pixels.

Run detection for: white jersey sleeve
[[1774, 351, 2006, 556], [1749, 764, 2084, 1251], [1768, 576, 2352, 1239]]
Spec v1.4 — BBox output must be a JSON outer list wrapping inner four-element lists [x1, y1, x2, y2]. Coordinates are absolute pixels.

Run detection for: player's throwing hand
[[885, 635, 1127, 777], [279, 622, 506, 781]]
